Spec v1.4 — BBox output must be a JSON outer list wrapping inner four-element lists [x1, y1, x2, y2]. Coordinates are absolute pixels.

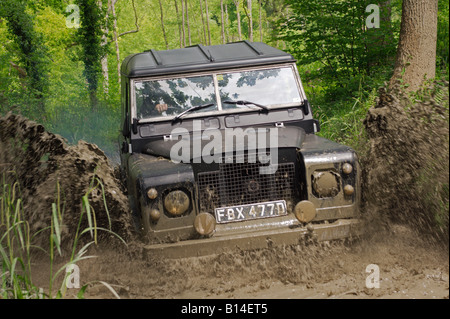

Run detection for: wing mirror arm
[[302, 100, 310, 116], [132, 118, 138, 135]]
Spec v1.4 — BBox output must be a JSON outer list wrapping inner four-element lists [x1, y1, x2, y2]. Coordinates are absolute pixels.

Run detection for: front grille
[[197, 155, 295, 213]]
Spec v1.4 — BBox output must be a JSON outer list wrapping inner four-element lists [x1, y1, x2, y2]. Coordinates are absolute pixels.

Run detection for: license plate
[[214, 200, 287, 224]]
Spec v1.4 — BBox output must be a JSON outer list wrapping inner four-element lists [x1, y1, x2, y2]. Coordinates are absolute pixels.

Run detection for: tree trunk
[[111, 0, 121, 82], [220, 0, 225, 44], [259, 0, 262, 42], [100, 0, 109, 94], [247, 0, 253, 41], [199, 0, 207, 44], [233, 0, 242, 41], [225, 4, 230, 43], [158, 0, 169, 49], [174, 0, 183, 48], [185, 0, 191, 46], [204, 0, 211, 45], [101, 56, 108, 93], [181, 0, 186, 47], [390, 0, 438, 92]]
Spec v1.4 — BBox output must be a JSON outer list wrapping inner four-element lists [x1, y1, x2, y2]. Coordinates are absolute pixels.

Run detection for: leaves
[[280, 0, 399, 88], [0, 0, 49, 102]]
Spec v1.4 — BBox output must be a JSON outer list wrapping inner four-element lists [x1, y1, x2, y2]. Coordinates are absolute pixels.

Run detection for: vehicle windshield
[[218, 67, 301, 109], [133, 66, 302, 120], [135, 75, 216, 120]]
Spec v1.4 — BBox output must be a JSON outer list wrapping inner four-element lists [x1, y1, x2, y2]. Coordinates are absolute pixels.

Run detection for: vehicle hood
[[142, 125, 305, 161]]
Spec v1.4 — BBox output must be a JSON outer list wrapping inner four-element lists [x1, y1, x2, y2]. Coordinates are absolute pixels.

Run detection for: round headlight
[[312, 171, 340, 198], [164, 190, 190, 216]]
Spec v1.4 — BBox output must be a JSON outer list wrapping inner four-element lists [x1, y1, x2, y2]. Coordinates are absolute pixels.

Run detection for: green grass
[[304, 74, 377, 157], [0, 172, 126, 299]]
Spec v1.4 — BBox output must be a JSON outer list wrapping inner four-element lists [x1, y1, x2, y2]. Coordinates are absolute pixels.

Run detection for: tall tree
[[225, 3, 230, 43], [100, 0, 109, 94], [174, 0, 183, 48], [246, 0, 253, 41], [233, 0, 242, 41], [258, 0, 262, 41], [263, 0, 286, 46], [199, 0, 207, 44], [220, 0, 225, 44], [181, 0, 186, 47], [158, 0, 169, 49], [111, 0, 139, 82], [204, 0, 211, 45], [76, 0, 108, 110], [185, 0, 191, 46], [0, 0, 48, 107], [281, 0, 397, 86], [111, 0, 120, 81], [390, 0, 439, 91]]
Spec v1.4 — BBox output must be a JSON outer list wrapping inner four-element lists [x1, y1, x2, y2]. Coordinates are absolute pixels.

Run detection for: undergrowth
[[0, 172, 126, 299]]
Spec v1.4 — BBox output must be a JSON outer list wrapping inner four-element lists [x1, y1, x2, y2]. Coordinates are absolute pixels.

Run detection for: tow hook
[[305, 223, 318, 242]]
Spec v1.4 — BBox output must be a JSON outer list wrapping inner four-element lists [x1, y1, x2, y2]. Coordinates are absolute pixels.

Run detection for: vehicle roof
[[121, 41, 296, 78]]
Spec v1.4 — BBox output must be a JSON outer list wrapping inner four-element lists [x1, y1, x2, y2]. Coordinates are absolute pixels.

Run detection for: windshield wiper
[[223, 100, 269, 112], [171, 103, 214, 124]]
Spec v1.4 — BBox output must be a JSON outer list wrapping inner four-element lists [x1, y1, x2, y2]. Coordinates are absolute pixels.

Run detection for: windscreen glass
[[218, 67, 302, 110], [135, 75, 216, 119]]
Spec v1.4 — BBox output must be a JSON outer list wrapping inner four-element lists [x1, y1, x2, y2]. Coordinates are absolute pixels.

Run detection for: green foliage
[[0, 0, 447, 166], [0, 0, 49, 110], [313, 84, 377, 156], [437, 0, 449, 77], [75, 0, 109, 109], [280, 0, 400, 98]]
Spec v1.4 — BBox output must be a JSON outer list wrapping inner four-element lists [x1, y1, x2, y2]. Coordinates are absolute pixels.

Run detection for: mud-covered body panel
[[299, 134, 360, 220]]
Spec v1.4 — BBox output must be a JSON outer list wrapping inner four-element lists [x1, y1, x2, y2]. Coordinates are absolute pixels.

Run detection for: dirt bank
[[0, 113, 132, 248]]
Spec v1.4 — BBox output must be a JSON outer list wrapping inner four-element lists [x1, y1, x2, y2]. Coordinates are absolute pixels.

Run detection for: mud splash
[[0, 112, 132, 248], [362, 80, 449, 244]]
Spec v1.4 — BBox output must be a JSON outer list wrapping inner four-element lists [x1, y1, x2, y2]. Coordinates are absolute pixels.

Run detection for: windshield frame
[[130, 63, 306, 124]]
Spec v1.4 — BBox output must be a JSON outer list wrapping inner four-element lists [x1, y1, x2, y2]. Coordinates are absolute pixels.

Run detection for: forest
[[0, 0, 449, 300], [0, 0, 448, 154]]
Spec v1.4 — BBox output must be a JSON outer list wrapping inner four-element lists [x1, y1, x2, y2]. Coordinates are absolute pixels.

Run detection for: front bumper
[[143, 218, 361, 258]]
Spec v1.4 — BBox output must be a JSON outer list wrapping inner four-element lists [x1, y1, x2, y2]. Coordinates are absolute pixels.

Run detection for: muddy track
[[28, 223, 448, 299]]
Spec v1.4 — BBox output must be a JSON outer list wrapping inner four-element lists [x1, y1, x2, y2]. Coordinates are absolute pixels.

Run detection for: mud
[[1, 80, 449, 299], [362, 80, 449, 243], [0, 113, 132, 248], [29, 224, 448, 299]]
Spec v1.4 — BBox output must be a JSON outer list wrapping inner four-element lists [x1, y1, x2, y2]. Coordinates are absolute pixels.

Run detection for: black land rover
[[119, 41, 360, 257]]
